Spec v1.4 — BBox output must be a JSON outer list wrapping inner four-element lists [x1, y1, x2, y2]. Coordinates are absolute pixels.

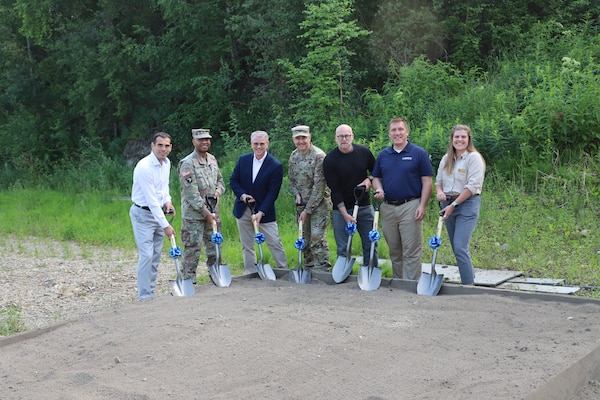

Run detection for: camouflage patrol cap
[[192, 128, 212, 139], [291, 125, 310, 137]]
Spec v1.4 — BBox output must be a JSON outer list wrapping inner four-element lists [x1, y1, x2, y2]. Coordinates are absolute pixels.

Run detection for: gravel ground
[[0, 236, 167, 330]]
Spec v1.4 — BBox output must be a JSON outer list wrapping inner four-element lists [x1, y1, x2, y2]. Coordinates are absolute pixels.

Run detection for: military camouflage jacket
[[178, 151, 225, 220], [288, 145, 331, 214]]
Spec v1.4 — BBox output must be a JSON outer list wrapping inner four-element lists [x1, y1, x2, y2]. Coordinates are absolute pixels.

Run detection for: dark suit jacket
[[230, 152, 283, 223]]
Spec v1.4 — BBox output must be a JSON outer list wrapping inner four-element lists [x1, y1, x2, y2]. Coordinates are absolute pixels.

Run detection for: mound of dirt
[[2, 273, 599, 400]]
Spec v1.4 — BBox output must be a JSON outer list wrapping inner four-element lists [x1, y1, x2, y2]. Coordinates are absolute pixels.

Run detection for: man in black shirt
[[323, 124, 378, 268]]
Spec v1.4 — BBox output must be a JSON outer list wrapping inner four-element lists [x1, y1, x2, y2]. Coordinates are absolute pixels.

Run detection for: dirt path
[[2, 273, 599, 400]]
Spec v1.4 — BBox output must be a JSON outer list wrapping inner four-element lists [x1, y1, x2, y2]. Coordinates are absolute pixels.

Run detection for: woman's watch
[[451, 200, 459, 208]]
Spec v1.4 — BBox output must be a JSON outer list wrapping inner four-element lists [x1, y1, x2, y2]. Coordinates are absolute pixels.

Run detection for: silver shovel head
[[299, 268, 311, 284], [289, 269, 301, 283], [358, 265, 382, 291], [418, 216, 445, 296], [169, 255, 194, 296], [256, 261, 276, 281], [417, 266, 444, 296], [253, 219, 276, 281], [209, 263, 232, 287], [170, 275, 195, 297], [290, 268, 311, 284], [169, 236, 194, 296], [256, 242, 276, 281], [332, 257, 354, 283]]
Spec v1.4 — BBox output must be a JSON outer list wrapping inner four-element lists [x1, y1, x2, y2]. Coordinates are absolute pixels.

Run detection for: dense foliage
[[1, 0, 600, 201]]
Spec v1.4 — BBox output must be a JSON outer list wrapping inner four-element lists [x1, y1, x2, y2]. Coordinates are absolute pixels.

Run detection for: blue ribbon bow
[[211, 232, 223, 244], [294, 238, 306, 250], [169, 246, 182, 259], [254, 232, 266, 244], [429, 235, 442, 249], [368, 230, 380, 242], [345, 222, 357, 235]]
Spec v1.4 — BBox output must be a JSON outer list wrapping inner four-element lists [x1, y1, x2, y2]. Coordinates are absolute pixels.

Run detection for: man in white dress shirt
[[130, 132, 176, 300]]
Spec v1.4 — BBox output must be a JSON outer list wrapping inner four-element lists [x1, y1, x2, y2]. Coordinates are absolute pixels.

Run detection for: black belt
[[446, 194, 479, 202], [385, 197, 420, 206], [134, 203, 150, 211]]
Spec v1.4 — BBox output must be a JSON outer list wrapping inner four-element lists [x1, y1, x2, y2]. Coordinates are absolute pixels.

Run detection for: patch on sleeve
[[180, 169, 191, 178]]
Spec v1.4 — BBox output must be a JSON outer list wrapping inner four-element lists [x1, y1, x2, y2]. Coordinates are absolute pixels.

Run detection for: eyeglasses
[[252, 142, 267, 147], [336, 135, 352, 140]]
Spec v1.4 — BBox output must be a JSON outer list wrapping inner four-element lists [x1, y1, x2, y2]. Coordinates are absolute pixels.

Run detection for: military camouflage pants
[[181, 217, 220, 281], [301, 204, 331, 271]]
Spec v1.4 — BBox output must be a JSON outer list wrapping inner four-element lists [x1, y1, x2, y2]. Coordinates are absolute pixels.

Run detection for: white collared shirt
[[131, 152, 172, 228], [252, 152, 267, 182]]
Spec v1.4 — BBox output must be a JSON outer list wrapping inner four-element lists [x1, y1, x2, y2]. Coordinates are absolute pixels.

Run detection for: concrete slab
[[422, 263, 522, 286], [508, 277, 565, 285], [498, 282, 581, 294]]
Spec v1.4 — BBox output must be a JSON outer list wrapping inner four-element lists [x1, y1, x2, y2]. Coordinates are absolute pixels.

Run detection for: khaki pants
[[380, 199, 423, 280], [236, 208, 288, 273]]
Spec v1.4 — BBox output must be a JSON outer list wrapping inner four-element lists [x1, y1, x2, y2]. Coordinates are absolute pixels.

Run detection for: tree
[[279, 0, 370, 134], [370, 0, 446, 66]]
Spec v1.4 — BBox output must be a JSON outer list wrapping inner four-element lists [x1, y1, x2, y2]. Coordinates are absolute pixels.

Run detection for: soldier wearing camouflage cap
[[289, 125, 332, 272], [178, 128, 226, 282]]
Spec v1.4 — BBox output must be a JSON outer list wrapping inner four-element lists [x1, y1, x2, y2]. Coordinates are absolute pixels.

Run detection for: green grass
[[2, 182, 599, 335], [1, 185, 598, 291], [0, 305, 27, 336]]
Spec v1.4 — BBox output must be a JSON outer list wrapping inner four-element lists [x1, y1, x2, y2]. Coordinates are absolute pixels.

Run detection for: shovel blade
[[417, 270, 444, 296], [209, 263, 232, 287], [170, 276, 195, 297], [290, 268, 311, 284], [289, 269, 301, 283], [256, 262, 276, 281], [170, 258, 194, 296], [358, 266, 382, 291], [255, 242, 276, 281], [332, 256, 355, 283], [300, 268, 311, 284]]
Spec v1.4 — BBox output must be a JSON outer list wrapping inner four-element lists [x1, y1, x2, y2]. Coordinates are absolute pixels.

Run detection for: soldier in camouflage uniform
[[288, 125, 332, 272], [178, 128, 226, 282]]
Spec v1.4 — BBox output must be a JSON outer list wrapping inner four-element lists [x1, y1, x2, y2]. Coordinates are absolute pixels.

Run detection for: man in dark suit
[[230, 130, 289, 273]]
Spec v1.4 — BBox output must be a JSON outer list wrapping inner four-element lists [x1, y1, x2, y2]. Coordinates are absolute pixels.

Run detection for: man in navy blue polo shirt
[[372, 118, 433, 280]]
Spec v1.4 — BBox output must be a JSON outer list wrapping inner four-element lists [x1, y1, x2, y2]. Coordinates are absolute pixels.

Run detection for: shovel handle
[[435, 215, 444, 237], [352, 204, 359, 219], [212, 219, 218, 234], [373, 210, 380, 231], [353, 185, 366, 202], [298, 220, 303, 238], [170, 235, 177, 249]]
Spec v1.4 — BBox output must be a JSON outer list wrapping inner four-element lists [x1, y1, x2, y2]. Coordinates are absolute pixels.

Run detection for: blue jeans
[[444, 195, 481, 284], [332, 206, 378, 268]]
